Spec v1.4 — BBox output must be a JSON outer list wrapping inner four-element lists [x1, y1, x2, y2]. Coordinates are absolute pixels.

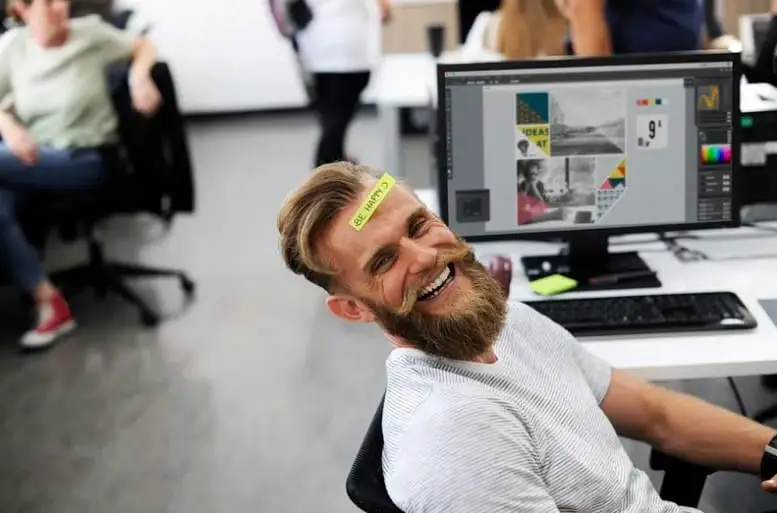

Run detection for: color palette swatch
[[636, 97, 667, 107], [700, 144, 731, 165]]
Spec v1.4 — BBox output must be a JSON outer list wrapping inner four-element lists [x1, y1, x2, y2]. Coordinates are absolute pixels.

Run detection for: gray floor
[[1, 111, 776, 513]]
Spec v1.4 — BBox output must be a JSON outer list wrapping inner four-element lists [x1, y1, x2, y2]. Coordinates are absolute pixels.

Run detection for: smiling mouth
[[417, 263, 456, 302]]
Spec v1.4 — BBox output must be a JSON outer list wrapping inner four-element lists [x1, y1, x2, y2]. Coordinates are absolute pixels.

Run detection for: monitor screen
[[437, 53, 739, 241]]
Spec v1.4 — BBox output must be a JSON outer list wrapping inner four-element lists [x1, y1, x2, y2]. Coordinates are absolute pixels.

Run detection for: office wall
[[118, 0, 311, 113], [381, 0, 459, 54], [121, 0, 448, 114], [721, 0, 770, 35]]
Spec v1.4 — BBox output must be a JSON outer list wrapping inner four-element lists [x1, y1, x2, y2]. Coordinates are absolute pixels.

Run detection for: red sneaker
[[20, 293, 77, 350]]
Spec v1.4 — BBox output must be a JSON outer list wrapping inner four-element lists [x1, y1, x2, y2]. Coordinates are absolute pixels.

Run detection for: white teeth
[[419, 266, 451, 297]]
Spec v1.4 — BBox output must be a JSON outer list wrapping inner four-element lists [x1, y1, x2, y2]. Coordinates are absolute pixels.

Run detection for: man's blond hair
[[277, 161, 386, 292]]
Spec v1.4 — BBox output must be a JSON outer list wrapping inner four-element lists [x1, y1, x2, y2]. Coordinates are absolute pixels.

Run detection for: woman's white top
[[462, 11, 501, 59], [295, 0, 372, 73]]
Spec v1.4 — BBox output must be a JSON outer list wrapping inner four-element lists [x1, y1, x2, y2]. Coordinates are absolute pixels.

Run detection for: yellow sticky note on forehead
[[349, 173, 396, 231]]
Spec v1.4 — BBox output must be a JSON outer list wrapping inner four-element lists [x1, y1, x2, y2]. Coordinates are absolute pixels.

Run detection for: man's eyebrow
[[406, 206, 429, 227], [360, 207, 430, 275]]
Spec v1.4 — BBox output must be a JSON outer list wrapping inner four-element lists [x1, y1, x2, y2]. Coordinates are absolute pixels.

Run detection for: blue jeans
[[0, 143, 105, 292]]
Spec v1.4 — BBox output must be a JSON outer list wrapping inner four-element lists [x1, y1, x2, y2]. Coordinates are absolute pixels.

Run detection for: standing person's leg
[[313, 72, 341, 166], [317, 72, 370, 166], [0, 143, 105, 349], [337, 71, 370, 156]]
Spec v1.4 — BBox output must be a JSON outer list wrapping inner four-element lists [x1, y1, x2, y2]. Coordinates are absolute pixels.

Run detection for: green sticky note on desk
[[530, 274, 578, 296]]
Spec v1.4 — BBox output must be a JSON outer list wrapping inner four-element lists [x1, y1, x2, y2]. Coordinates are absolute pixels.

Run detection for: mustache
[[396, 242, 474, 315]]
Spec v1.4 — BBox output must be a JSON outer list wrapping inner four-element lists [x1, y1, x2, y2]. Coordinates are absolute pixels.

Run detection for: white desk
[[415, 188, 777, 383], [371, 53, 438, 177], [372, 51, 501, 175]]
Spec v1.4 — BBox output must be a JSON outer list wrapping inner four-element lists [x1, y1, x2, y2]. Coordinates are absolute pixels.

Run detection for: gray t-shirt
[[0, 15, 136, 149], [382, 301, 702, 513]]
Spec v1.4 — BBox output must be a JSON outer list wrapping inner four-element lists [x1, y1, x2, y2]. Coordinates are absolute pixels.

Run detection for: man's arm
[[566, 0, 611, 56], [601, 369, 776, 475]]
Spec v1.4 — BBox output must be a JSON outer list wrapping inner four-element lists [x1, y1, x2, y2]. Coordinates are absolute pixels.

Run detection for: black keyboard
[[524, 292, 758, 337]]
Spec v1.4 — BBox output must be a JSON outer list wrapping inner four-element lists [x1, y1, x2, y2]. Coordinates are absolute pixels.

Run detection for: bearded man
[[277, 161, 777, 512]]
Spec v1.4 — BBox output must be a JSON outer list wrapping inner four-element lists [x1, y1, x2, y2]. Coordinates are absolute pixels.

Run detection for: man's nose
[[400, 238, 437, 275]]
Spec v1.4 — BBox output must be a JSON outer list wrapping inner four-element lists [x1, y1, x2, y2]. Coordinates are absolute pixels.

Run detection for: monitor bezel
[[435, 50, 742, 244]]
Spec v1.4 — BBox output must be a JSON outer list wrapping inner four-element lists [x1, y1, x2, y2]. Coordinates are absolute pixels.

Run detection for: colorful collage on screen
[[515, 89, 627, 226]]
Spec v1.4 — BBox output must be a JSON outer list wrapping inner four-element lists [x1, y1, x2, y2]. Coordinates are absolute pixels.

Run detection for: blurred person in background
[[557, 0, 703, 56], [699, 0, 739, 52], [745, 0, 777, 85], [0, 0, 160, 350], [294, 0, 391, 167], [464, 0, 567, 60]]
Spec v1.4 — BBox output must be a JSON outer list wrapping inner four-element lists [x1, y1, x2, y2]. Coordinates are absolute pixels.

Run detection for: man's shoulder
[[504, 299, 565, 336]]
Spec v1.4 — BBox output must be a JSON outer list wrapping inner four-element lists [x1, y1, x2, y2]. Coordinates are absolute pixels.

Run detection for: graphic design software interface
[[441, 61, 735, 237]]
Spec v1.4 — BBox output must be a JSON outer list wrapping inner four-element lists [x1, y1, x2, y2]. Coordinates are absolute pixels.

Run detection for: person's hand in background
[[129, 75, 162, 117], [379, 0, 391, 24], [2, 119, 37, 166]]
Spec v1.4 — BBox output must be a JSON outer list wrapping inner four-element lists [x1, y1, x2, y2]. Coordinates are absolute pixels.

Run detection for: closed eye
[[408, 216, 429, 238], [370, 252, 397, 275]]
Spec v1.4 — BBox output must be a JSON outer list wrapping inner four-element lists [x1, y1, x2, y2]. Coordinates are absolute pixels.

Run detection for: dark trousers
[[312, 71, 370, 167], [0, 144, 105, 291]]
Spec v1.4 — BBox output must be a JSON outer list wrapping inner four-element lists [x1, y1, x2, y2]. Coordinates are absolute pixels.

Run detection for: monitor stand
[[520, 235, 661, 292]]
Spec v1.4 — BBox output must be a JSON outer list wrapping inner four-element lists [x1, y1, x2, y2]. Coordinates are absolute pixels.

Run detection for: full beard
[[366, 240, 508, 361]]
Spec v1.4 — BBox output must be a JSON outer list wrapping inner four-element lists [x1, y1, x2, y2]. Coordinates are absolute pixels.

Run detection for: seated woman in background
[[0, 0, 161, 350], [464, 0, 567, 60]]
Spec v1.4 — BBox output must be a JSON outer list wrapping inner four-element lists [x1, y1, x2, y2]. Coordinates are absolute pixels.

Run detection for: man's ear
[[326, 295, 376, 323]]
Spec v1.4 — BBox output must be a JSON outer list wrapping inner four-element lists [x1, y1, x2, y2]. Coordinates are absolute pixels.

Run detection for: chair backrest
[[107, 60, 196, 218], [346, 395, 405, 513]]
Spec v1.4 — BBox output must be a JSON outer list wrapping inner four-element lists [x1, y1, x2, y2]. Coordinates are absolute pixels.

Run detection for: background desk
[[372, 53, 439, 177], [415, 188, 777, 382], [372, 51, 501, 175]]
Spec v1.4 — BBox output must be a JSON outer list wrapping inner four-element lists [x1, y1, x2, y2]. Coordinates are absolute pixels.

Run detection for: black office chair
[[347, 397, 771, 513], [649, 449, 715, 508], [19, 60, 196, 327], [346, 394, 404, 513]]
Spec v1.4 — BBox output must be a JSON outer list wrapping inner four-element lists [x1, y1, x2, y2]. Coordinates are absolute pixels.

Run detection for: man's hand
[[130, 75, 162, 117], [3, 121, 37, 166], [763, 476, 777, 492]]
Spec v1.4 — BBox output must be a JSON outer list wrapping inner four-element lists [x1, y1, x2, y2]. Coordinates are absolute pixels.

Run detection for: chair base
[[50, 240, 195, 327]]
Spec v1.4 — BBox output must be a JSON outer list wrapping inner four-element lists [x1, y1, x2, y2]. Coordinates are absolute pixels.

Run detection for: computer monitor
[[436, 51, 741, 291]]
